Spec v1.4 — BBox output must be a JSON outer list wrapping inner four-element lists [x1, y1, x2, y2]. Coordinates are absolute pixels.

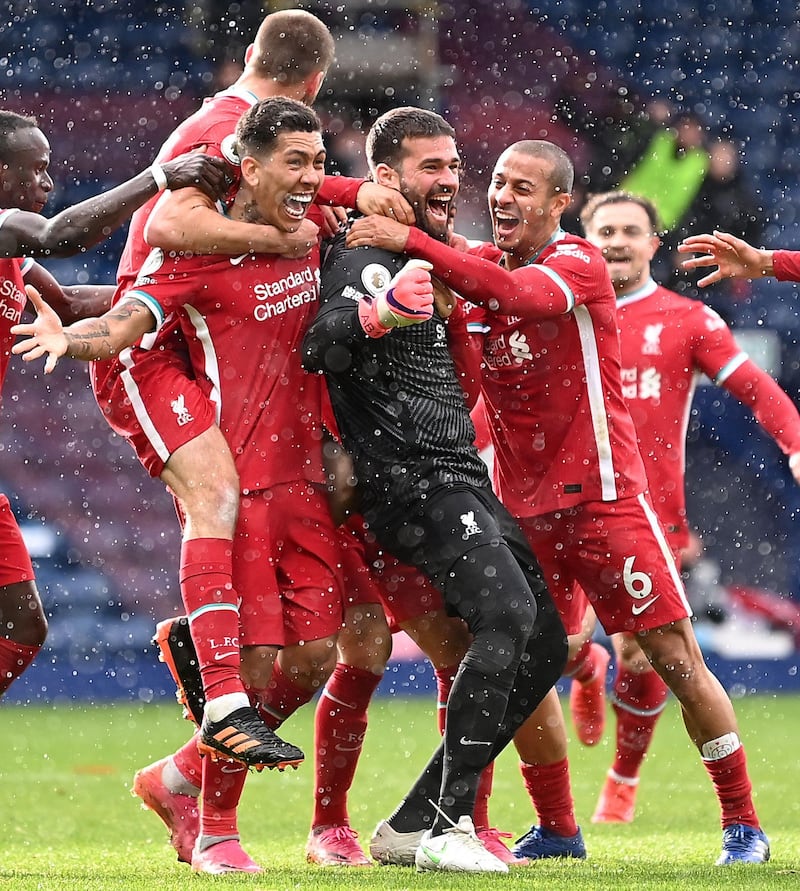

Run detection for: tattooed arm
[[11, 286, 155, 373]]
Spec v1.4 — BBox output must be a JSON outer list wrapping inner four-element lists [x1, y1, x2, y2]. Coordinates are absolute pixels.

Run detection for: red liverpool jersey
[[617, 278, 800, 549], [461, 232, 648, 517], [0, 210, 33, 392], [127, 245, 326, 493]]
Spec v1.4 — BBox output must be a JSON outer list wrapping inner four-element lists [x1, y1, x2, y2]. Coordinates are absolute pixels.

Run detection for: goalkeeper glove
[[358, 259, 434, 338]]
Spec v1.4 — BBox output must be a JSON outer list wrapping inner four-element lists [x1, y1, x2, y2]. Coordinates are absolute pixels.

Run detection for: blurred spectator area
[[0, 0, 798, 616]]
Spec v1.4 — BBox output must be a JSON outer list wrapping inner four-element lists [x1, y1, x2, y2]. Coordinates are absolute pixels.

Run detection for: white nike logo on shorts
[[214, 651, 239, 661], [460, 736, 492, 746], [632, 596, 661, 616]]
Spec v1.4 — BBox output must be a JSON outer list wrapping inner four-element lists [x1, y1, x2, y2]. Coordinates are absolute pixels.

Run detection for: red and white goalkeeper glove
[[358, 259, 434, 338]]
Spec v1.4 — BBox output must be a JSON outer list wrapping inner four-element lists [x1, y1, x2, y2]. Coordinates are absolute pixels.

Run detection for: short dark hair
[[580, 190, 663, 235], [366, 107, 456, 173], [504, 140, 574, 196], [235, 97, 321, 158], [249, 10, 335, 83], [0, 110, 38, 161]]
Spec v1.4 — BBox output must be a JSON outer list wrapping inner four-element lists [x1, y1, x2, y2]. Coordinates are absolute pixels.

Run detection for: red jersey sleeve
[[404, 227, 598, 317], [317, 175, 364, 209], [773, 250, 800, 282]]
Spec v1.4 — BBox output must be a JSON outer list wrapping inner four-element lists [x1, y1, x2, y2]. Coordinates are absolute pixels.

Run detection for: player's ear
[[303, 71, 325, 105], [374, 162, 399, 190], [239, 155, 259, 188]]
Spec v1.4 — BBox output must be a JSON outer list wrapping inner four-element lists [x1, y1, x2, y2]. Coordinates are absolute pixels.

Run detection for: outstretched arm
[[346, 216, 567, 316], [0, 153, 228, 259], [678, 231, 774, 287], [11, 286, 155, 372], [23, 262, 114, 322]]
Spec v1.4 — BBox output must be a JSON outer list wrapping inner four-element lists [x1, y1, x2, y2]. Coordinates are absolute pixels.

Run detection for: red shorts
[[518, 493, 691, 636], [337, 516, 444, 631], [0, 494, 35, 586], [90, 335, 216, 479], [235, 481, 343, 648]]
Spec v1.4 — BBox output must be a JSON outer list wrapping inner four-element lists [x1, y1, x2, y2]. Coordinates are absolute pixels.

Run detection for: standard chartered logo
[[252, 264, 320, 321]]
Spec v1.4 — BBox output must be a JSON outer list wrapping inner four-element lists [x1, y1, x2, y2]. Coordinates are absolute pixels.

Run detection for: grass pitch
[[1, 693, 798, 890]]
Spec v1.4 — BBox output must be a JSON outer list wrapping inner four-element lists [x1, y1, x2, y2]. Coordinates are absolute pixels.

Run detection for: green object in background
[[620, 130, 709, 231]]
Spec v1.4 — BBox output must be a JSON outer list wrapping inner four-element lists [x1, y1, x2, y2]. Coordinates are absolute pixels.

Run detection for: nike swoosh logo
[[220, 763, 246, 773], [631, 596, 660, 616], [460, 736, 492, 746], [230, 253, 248, 266], [214, 651, 239, 661], [334, 744, 363, 752], [420, 843, 445, 864]]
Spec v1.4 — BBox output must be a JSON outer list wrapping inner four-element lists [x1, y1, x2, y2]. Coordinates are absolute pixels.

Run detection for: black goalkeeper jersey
[[303, 223, 492, 519]]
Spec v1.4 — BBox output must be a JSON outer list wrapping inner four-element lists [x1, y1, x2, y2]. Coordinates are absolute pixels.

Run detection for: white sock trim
[[608, 769, 640, 787]]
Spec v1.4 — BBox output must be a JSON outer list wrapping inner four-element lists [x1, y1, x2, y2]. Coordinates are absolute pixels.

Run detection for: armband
[[150, 163, 168, 192]]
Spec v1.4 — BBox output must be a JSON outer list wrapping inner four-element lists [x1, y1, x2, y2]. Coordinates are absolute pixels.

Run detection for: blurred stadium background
[[1, 0, 799, 703]]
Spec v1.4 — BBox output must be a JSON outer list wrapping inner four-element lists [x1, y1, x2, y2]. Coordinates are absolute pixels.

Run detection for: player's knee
[[463, 628, 525, 677], [280, 636, 338, 691]]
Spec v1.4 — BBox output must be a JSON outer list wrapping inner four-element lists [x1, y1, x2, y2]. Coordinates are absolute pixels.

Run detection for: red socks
[[0, 637, 40, 695], [312, 662, 382, 828], [520, 757, 578, 837], [610, 667, 668, 779], [250, 660, 315, 728], [180, 538, 242, 701], [703, 743, 759, 829], [565, 639, 595, 682], [200, 753, 247, 839]]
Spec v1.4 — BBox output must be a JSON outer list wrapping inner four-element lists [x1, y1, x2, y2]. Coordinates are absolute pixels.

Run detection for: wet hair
[[504, 140, 574, 196], [0, 110, 38, 161], [249, 10, 335, 83], [366, 106, 456, 173], [234, 97, 321, 158], [580, 190, 663, 235]]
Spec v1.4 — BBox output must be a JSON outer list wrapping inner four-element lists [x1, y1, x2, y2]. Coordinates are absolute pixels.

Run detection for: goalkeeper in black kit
[[302, 106, 566, 876]]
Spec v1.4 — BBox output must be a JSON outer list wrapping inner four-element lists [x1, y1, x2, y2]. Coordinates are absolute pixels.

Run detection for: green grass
[[1, 694, 798, 890]]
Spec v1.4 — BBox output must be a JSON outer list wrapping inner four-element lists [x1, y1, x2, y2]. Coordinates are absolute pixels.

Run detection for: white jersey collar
[[616, 277, 658, 308]]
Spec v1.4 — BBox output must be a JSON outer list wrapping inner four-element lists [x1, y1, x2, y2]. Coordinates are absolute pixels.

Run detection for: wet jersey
[[0, 210, 33, 392], [303, 224, 491, 519], [617, 278, 800, 549], [774, 250, 800, 282], [450, 232, 649, 518], [128, 244, 326, 493]]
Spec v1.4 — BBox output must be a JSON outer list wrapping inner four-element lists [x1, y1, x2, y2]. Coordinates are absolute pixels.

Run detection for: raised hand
[[678, 231, 772, 287], [11, 286, 69, 373], [355, 182, 415, 225], [358, 259, 434, 337]]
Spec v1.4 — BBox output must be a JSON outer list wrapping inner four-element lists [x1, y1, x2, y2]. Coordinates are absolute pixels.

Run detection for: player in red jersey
[[679, 228, 800, 293], [568, 191, 800, 823], [0, 108, 226, 699], [347, 140, 772, 866], [78, 7, 412, 832], [14, 97, 398, 875]]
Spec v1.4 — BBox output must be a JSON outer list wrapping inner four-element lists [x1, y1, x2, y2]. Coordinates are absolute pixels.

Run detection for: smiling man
[[568, 190, 800, 827], [13, 97, 344, 875], [303, 111, 567, 875], [345, 139, 772, 867]]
